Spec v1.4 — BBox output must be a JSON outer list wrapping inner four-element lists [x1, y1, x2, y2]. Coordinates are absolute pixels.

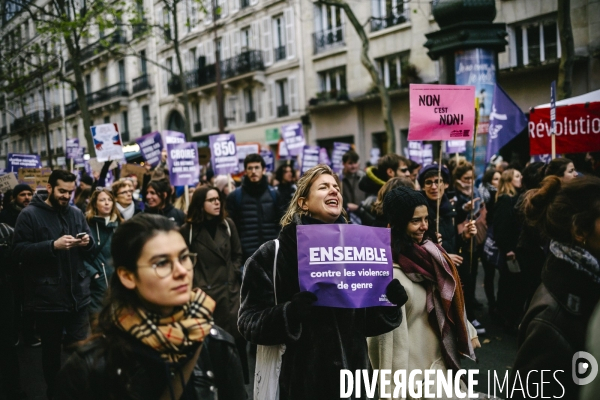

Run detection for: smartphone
[[76, 232, 87, 239]]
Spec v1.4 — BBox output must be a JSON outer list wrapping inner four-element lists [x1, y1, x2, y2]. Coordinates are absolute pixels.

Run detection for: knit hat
[[13, 184, 34, 197], [383, 186, 428, 227], [418, 164, 450, 187], [80, 175, 94, 186]]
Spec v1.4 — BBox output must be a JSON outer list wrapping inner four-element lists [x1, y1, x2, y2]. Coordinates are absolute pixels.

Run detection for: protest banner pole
[[184, 185, 190, 211], [70, 158, 73, 172], [455, 152, 459, 165], [469, 98, 480, 272], [436, 143, 443, 234], [550, 81, 557, 160]]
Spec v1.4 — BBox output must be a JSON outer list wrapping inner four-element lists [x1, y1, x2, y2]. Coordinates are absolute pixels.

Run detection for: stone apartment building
[[1, 0, 598, 169]]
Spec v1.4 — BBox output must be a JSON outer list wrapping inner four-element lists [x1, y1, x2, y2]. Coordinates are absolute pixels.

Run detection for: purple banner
[[319, 148, 331, 166], [407, 141, 423, 164], [422, 144, 433, 166], [297, 224, 394, 308], [66, 138, 80, 159], [209, 134, 238, 175], [331, 142, 352, 174], [167, 142, 200, 186], [260, 149, 275, 172], [73, 147, 86, 166], [136, 132, 163, 167], [163, 130, 186, 146], [7, 153, 42, 173], [301, 146, 320, 175], [281, 123, 305, 156], [446, 140, 467, 154]]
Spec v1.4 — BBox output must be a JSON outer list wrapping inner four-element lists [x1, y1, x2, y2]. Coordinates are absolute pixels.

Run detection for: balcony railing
[[85, 82, 129, 107], [0, 126, 7, 137], [313, 25, 345, 54], [53, 105, 61, 119], [55, 147, 64, 155], [9, 111, 45, 131], [132, 74, 151, 93], [316, 89, 349, 103], [65, 101, 79, 116], [277, 104, 289, 118], [370, 9, 410, 32], [141, 125, 152, 135], [246, 111, 256, 123], [132, 19, 147, 38], [169, 50, 265, 94], [194, 122, 202, 132], [274, 45, 286, 62], [65, 30, 128, 71]]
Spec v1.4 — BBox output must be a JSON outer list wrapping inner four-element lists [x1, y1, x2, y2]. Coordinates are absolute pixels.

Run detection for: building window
[[118, 60, 126, 83], [509, 19, 560, 67], [140, 50, 148, 75], [273, 15, 286, 61], [241, 27, 251, 51], [85, 74, 92, 93], [276, 79, 289, 117], [193, 102, 201, 132], [371, 0, 408, 32], [376, 53, 410, 89], [142, 105, 151, 134], [121, 111, 130, 141], [245, 88, 256, 123], [313, 4, 344, 54], [317, 67, 346, 100]]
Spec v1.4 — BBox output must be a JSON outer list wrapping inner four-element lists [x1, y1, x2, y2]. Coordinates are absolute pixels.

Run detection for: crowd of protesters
[[0, 147, 599, 400]]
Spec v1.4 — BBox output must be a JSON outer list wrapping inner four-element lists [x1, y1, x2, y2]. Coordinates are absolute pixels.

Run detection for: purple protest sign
[[331, 142, 352, 174], [7, 153, 42, 173], [318, 148, 331, 166], [446, 140, 467, 154], [209, 134, 238, 175], [163, 130, 186, 146], [422, 144, 433, 166], [136, 132, 163, 167], [297, 224, 393, 308], [281, 123, 305, 156], [167, 142, 200, 186], [260, 149, 275, 172], [66, 139, 80, 159], [407, 141, 423, 164], [73, 147, 86, 167], [301, 146, 320, 174]]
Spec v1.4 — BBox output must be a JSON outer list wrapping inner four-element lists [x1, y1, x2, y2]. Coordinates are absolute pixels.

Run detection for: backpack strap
[[273, 239, 279, 305]]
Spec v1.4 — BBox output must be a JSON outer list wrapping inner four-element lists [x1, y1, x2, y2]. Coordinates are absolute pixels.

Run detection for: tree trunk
[[40, 80, 54, 168], [317, 0, 395, 154], [557, 0, 574, 100], [172, 0, 193, 141], [213, 0, 225, 133]]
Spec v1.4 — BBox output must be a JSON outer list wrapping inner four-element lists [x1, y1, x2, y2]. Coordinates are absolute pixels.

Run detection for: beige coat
[[367, 265, 477, 400]]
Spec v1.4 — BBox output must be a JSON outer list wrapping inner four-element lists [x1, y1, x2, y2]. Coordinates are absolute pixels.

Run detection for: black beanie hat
[[12, 184, 34, 197], [418, 164, 450, 188], [383, 186, 428, 227], [80, 175, 94, 186]]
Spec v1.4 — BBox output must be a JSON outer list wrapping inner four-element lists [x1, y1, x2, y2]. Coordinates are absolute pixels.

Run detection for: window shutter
[[211, 99, 217, 129], [157, 6, 164, 43], [284, 7, 295, 59], [231, 0, 239, 14], [204, 1, 212, 24], [262, 17, 273, 66], [206, 40, 215, 65], [223, 33, 231, 60], [219, 0, 228, 18], [267, 82, 274, 118], [160, 59, 168, 96], [250, 0, 258, 5], [237, 90, 244, 123], [224, 95, 230, 123], [371, 0, 381, 19], [289, 75, 298, 114], [251, 21, 260, 50], [256, 87, 263, 120], [233, 30, 241, 55]]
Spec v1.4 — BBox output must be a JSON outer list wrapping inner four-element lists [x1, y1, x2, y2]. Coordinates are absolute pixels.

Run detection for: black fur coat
[[238, 215, 402, 400]]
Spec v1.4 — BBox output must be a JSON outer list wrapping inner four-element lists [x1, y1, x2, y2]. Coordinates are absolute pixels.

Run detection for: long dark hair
[[94, 214, 182, 399], [544, 157, 573, 178], [186, 185, 224, 224], [147, 178, 172, 209]]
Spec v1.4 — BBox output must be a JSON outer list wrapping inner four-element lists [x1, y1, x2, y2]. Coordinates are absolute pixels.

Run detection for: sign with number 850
[[212, 141, 236, 157]]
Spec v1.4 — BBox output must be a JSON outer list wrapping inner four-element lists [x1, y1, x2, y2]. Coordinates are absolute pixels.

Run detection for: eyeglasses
[[205, 197, 220, 204], [399, 167, 409, 173], [117, 190, 134, 196], [424, 179, 442, 187], [139, 252, 197, 278]]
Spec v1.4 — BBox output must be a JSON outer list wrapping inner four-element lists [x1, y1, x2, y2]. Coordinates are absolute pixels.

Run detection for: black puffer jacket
[[238, 215, 402, 400], [424, 193, 458, 254], [146, 203, 185, 227], [12, 193, 94, 312], [0, 202, 21, 227], [56, 326, 246, 400], [510, 252, 600, 399], [226, 176, 282, 260]]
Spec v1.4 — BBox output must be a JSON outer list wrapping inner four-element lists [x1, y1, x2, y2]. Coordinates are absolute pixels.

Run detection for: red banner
[[529, 102, 600, 155]]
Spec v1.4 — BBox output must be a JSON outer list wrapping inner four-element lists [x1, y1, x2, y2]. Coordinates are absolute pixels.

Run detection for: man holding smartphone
[[13, 169, 95, 399]]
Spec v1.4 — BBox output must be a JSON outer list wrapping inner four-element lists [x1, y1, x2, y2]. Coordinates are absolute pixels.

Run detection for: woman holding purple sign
[[238, 164, 407, 400], [368, 186, 480, 397]]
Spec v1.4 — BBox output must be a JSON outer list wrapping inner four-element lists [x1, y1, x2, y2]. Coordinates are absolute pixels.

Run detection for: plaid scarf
[[550, 240, 600, 284], [113, 288, 215, 363], [398, 240, 475, 371]]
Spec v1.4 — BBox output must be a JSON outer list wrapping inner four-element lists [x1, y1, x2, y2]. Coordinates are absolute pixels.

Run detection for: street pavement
[[3, 262, 517, 400]]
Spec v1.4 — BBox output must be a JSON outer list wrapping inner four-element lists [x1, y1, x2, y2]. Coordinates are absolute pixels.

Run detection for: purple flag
[[136, 132, 163, 167], [331, 142, 352, 174], [209, 134, 238, 175], [486, 84, 528, 162], [281, 123, 305, 156], [7, 154, 41, 173], [301, 146, 320, 175], [260, 149, 275, 172], [318, 147, 331, 166], [297, 225, 394, 308], [167, 142, 200, 186]]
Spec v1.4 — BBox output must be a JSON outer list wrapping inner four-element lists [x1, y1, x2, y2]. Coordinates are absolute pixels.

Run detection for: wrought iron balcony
[[65, 101, 79, 116], [194, 122, 202, 132], [85, 82, 129, 107], [132, 18, 148, 38], [141, 125, 152, 135], [277, 104, 289, 118], [168, 77, 182, 95], [132, 74, 151, 93], [246, 111, 256, 123], [66, 30, 128, 71], [370, 9, 410, 32], [274, 45, 286, 62], [313, 25, 345, 54]]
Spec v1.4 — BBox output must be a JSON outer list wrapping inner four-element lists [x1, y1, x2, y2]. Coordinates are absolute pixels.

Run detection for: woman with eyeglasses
[[56, 214, 246, 400], [83, 189, 122, 320], [180, 185, 246, 380], [112, 180, 143, 221]]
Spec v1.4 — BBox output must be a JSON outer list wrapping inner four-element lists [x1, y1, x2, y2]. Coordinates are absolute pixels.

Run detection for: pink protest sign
[[408, 84, 476, 141]]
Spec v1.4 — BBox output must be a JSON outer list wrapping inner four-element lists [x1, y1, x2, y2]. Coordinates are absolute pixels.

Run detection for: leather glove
[[288, 291, 318, 321], [386, 279, 408, 307]]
